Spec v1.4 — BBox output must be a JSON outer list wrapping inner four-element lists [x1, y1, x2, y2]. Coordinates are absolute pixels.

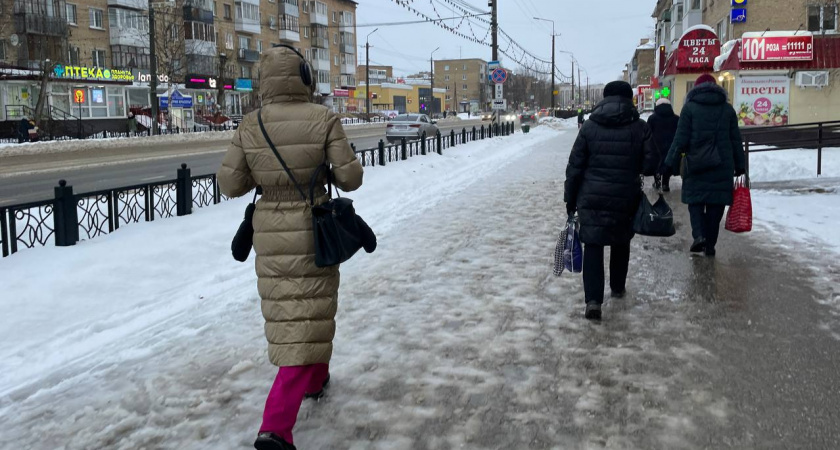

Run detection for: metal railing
[[0, 122, 518, 257], [742, 120, 840, 178]]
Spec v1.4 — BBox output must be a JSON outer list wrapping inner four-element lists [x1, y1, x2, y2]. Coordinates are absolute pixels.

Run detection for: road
[[0, 119, 485, 207]]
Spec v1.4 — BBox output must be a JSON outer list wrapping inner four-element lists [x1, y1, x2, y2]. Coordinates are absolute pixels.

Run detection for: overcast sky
[[354, 0, 656, 84]]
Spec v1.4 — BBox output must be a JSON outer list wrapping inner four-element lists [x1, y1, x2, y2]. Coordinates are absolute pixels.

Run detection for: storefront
[[659, 25, 722, 113], [185, 74, 221, 117], [715, 33, 840, 125], [355, 83, 445, 115]]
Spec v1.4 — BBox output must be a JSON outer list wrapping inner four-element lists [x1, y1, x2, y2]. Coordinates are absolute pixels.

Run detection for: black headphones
[[272, 44, 313, 87]]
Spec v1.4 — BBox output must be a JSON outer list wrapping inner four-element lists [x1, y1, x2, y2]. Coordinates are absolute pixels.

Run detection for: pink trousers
[[260, 363, 329, 444]]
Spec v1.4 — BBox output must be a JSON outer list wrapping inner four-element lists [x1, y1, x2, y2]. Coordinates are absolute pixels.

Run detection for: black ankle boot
[[584, 302, 602, 321], [305, 374, 331, 400], [690, 238, 706, 253], [255, 433, 296, 450]]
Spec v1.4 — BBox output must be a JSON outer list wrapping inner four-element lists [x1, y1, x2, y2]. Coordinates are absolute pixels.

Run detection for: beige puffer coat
[[217, 46, 363, 367]]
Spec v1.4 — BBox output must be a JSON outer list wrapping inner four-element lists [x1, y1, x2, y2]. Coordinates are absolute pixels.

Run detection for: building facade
[[0, 0, 359, 136], [356, 64, 392, 86], [432, 58, 490, 114]]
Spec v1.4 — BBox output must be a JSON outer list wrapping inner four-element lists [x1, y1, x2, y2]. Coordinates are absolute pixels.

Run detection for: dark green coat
[[665, 83, 746, 205]]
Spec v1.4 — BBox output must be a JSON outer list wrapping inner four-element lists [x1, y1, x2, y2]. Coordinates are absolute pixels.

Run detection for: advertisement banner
[[741, 33, 814, 62], [735, 76, 790, 127], [676, 26, 721, 71]]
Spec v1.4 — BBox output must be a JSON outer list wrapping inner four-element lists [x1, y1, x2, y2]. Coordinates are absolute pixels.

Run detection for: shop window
[[128, 89, 149, 108], [108, 88, 125, 117], [92, 49, 107, 67], [89, 7, 104, 29], [66, 4, 77, 25]]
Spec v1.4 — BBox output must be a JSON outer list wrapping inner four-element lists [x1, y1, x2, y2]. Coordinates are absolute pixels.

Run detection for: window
[[333, 33, 338, 44], [111, 44, 150, 69], [0, 41, 5, 60], [89, 7, 104, 29], [341, 12, 353, 26], [66, 4, 77, 25], [304, 48, 311, 60], [108, 87, 125, 117], [334, 55, 339, 66], [445, 85, 449, 91], [332, 11, 337, 22], [269, 16, 277, 29], [225, 32, 234, 49], [239, 35, 250, 49], [68, 46, 80, 65], [224, 4, 231, 19], [303, 26, 309, 38], [691, 0, 700, 10], [317, 70, 330, 84], [185, 22, 216, 42], [808, 4, 838, 33], [92, 49, 106, 67], [315, 1, 326, 15], [211, 1, 217, 15], [444, 65, 449, 71], [257, 40, 262, 53], [241, 65, 251, 78], [109, 8, 149, 32], [462, 74, 467, 80], [444, 75, 449, 81], [280, 14, 298, 32], [236, 2, 260, 24], [462, 64, 466, 70], [462, 84, 467, 90], [302, 0, 308, 13], [716, 18, 727, 43]]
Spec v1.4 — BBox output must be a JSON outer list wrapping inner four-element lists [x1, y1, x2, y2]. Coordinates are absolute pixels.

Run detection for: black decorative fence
[[0, 122, 517, 257]]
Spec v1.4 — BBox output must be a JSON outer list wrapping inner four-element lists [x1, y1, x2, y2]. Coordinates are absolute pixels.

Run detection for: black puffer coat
[[564, 96, 658, 246], [646, 103, 680, 175], [664, 83, 745, 205]]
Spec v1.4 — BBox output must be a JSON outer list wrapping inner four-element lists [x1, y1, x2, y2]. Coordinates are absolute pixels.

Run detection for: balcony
[[183, 6, 214, 24], [282, 0, 299, 16], [339, 20, 353, 34], [340, 62, 354, 75], [107, 0, 147, 10], [338, 74, 355, 87], [309, 57, 329, 72], [340, 43, 354, 54], [236, 17, 260, 34], [109, 26, 149, 47], [238, 48, 260, 62], [13, 13, 68, 37], [279, 29, 300, 42], [311, 36, 329, 49], [185, 39, 216, 57], [311, 10, 328, 26], [316, 82, 331, 95]]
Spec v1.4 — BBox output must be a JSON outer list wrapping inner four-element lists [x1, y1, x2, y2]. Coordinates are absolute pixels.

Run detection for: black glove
[[566, 203, 576, 216], [734, 168, 746, 177]]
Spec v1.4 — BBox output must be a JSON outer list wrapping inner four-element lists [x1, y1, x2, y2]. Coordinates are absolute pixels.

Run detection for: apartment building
[[432, 58, 490, 114], [0, 0, 358, 136], [652, 0, 840, 124], [356, 64, 393, 85]]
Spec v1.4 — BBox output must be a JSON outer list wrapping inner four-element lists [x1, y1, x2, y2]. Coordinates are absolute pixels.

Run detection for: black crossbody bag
[[257, 109, 376, 267], [231, 186, 261, 262]]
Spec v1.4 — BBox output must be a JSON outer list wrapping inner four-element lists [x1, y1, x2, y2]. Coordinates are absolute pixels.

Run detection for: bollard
[[436, 131, 443, 154], [378, 139, 386, 166], [450, 130, 455, 147], [818, 123, 823, 176], [176, 163, 193, 216], [494, 123, 500, 136], [421, 132, 427, 155], [401, 137, 407, 160], [480, 125, 485, 139], [472, 126, 476, 141], [462, 127, 467, 144], [53, 180, 79, 247]]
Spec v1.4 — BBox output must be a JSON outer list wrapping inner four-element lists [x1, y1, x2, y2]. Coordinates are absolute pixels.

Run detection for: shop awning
[[718, 35, 840, 71]]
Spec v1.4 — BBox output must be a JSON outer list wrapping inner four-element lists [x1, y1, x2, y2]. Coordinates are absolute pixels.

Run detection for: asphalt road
[[0, 119, 485, 207]]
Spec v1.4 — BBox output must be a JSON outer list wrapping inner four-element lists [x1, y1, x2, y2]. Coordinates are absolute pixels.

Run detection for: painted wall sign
[[741, 32, 814, 62], [735, 76, 790, 127], [73, 88, 85, 104], [731, 8, 747, 23], [676, 26, 721, 71], [54, 65, 135, 82]]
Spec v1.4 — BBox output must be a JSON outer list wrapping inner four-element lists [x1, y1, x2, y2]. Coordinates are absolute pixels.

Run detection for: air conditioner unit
[[795, 71, 829, 89]]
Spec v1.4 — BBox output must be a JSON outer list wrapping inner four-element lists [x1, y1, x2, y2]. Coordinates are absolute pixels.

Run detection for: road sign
[[490, 68, 508, 84], [488, 60, 501, 70], [495, 84, 503, 99], [492, 99, 507, 110]]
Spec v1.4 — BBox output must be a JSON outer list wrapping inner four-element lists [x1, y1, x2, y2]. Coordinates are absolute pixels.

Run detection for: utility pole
[[430, 47, 439, 117], [586, 76, 590, 106], [578, 66, 582, 109], [148, 0, 158, 135], [365, 28, 378, 122], [490, 0, 498, 61], [533, 17, 556, 113], [571, 60, 575, 107]]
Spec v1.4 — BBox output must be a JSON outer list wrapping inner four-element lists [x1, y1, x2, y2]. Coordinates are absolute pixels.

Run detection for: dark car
[[520, 111, 537, 124]]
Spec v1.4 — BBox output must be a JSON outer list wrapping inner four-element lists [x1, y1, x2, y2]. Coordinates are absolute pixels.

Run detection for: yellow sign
[[54, 65, 135, 82], [73, 89, 85, 104], [553, 90, 559, 95]]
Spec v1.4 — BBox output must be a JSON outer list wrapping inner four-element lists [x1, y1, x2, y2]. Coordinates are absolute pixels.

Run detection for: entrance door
[[394, 96, 407, 114]]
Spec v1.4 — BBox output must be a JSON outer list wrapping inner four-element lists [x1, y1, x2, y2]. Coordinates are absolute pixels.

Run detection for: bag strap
[[257, 109, 311, 205]]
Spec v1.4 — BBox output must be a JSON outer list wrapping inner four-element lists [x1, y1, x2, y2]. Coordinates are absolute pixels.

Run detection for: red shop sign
[[676, 26, 721, 71], [741, 32, 814, 62], [333, 89, 350, 97]]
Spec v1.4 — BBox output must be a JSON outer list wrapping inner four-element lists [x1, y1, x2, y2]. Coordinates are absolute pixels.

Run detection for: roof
[[718, 35, 840, 71]]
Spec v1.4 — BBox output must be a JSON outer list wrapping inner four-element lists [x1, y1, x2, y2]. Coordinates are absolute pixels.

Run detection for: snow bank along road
[[2, 123, 840, 449], [0, 119, 485, 207]]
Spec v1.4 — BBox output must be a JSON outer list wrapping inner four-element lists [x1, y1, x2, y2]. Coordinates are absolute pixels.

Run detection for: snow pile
[[748, 148, 839, 182], [752, 187, 840, 255]]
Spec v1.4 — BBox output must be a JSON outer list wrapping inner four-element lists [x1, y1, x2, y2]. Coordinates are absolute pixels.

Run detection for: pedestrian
[[665, 74, 745, 257], [217, 45, 364, 450], [127, 112, 137, 135], [27, 120, 39, 142], [564, 81, 658, 321], [646, 98, 680, 192], [17, 116, 33, 143], [577, 107, 584, 129]]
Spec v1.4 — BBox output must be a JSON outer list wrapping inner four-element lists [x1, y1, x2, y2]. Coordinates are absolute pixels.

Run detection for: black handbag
[[231, 187, 260, 262], [257, 109, 376, 267], [633, 191, 676, 237]]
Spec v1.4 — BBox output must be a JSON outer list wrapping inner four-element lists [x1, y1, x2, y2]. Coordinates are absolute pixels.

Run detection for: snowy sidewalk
[[2, 125, 840, 449]]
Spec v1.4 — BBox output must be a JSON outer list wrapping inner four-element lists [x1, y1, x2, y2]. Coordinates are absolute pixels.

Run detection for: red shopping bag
[[725, 176, 752, 233]]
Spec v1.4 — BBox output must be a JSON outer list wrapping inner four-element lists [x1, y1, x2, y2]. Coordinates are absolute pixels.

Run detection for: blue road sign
[[731, 8, 747, 23]]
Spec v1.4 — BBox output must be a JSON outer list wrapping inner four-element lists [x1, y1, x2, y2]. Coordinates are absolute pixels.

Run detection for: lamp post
[[365, 28, 378, 121], [534, 17, 558, 113], [430, 47, 439, 117]]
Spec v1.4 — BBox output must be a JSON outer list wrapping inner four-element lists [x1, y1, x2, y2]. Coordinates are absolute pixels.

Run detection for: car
[[520, 111, 537, 124], [385, 114, 439, 143], [502, 112, 518, 121], [481, 112, 493, 121]]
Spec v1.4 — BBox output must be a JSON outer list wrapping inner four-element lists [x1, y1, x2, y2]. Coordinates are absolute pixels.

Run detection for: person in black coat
[[565, 81, 658, 320], [646, 98, 680, 191], [665, 74, 745, 257], [18, 117, 34, 144]]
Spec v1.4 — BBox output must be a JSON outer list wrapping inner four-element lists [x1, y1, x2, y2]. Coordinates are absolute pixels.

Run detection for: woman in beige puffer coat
[[217, 45, 363, 450]]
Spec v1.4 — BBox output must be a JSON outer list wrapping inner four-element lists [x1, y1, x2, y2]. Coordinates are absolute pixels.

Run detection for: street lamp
[[430, 47, 440, 117], [365, 28, 379, 121], [534, 17, 558, 113]]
